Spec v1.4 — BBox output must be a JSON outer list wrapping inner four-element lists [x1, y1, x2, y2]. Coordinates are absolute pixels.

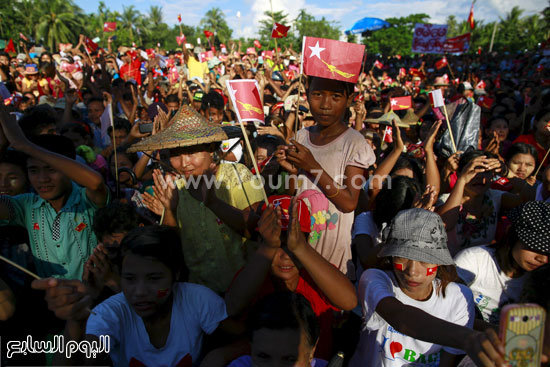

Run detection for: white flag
[[429, 89, 445, 108]]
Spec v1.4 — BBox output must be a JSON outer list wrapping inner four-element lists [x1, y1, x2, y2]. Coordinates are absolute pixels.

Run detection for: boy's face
[[87, 101, 105, 125], [166, 101, 179, 114], [27, 158, 72, 202], [307, 77, 351, 127], [205, 107, 224, 124], [0, 162, 27, 196]]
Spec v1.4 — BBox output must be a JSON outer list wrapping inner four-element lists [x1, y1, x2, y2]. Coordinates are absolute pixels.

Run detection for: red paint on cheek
[[157, 288, 169, 298], [426, 266, 438, 275], [393, 262, 404, 271]]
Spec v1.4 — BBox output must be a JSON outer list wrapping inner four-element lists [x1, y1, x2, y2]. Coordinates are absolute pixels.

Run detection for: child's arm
[[287, 201, 357, 310], [423, 121, 442, 196], [284, 140, 366, 213], [0, 104, 108, 207], [224, 205, 281, 317]]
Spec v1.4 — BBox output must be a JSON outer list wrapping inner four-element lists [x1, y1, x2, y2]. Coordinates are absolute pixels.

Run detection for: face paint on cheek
[[157, 288, 169, 299], [426, 266, 438, 276], [393, 262, 404, 271]]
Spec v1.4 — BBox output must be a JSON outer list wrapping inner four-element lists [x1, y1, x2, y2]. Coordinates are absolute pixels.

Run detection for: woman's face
[[0, 163, 27, 196], [169, 146, 213, 179], [121, 253, 174, 318], [251, 327, 314, 367], [512, 242, 549, 272], [308, 77, 350, 128], [488, 119, 509, 142], [392, 257, 438, 301], [507, 153, 536, 180]]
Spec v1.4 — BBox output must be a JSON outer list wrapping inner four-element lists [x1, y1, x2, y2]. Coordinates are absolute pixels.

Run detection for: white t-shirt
[[350, 269, 475, 367], [86, 282, 227, 367], [454, 245, 526, 325]]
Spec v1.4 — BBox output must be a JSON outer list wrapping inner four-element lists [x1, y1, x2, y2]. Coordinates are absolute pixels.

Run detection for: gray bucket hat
[[378, 208, 454, 265]]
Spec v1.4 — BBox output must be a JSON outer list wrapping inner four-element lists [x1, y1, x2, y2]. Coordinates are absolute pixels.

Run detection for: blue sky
[[74, 0, 547, 39]]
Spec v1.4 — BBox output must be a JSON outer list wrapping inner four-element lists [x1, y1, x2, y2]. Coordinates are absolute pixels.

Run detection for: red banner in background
[[411, 23, 447, 54], [443, 33, 471, 53]]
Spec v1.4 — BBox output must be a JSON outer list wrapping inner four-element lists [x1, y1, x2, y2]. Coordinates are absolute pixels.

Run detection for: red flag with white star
[[374, 60, 384, 69], [435, 57, 448, 70], [271, 23, 290, 38], [103, 22, 117, 32], [84, 37, 98, 52], [301, 36, 365, 84], [390, 96, 412, 111], [225, 79, 265, 124]]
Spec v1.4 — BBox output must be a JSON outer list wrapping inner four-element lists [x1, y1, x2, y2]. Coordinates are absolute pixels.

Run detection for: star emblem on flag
[[308, 41, 325, 59], [390, 99, 397, 107]]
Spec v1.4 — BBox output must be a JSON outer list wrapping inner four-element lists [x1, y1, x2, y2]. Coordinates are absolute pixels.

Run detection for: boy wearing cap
[[21, 64, 49, 97], [0, 102, 109, 280]]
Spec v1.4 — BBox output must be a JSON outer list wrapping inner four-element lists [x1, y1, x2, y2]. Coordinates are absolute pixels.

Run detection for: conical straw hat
[[127, 104, 229, 153]]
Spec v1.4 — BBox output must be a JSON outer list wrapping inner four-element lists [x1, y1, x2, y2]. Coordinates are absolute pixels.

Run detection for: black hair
[[119, 226, 188, 282], [165, 94, 180, 104], [263, 95, 277, 106], [505, 143, 538, 166], [112, 78, 125, 89], [18, 105, 57, 138], [1, 149, 27, 170], [252, 135, 285, 158], [107, 117, 132, 136], [390, 156, 424, 182], [93, 201, 144, 241], [487, 115, 509, 128], [458, 150, 498, 172], [373, 176, 422, 228], [29, 134, 76, 160], [59, 122, 91, 140], [535, 108, 550, 123], [307, 76, 354, 97], [200, 91, 225, 112], [248, 291, 320, 349], [87, 96, 104, 106], [109, 145, 138, 166]]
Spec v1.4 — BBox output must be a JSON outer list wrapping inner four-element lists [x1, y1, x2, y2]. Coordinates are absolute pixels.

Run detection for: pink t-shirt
[[295, 127, 375, 278]]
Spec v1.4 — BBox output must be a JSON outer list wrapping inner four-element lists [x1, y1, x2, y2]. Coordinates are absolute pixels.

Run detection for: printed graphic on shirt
[[380, 331, 441, 366], [309, 210, 338, 245]]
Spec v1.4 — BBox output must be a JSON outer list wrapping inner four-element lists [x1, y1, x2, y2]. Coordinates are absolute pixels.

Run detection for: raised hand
[[258, 204, 282, 248]]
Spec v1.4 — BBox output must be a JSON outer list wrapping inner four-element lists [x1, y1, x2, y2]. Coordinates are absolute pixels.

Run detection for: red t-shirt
[[229, 269, 338, 359], [513, 134, 548, 167]]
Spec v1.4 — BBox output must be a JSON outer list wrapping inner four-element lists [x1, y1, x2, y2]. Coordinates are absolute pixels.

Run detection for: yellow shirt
[[187, 57, 208, 81], [176, 163, 264, 293]]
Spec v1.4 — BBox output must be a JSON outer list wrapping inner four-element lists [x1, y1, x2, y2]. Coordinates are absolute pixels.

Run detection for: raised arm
[[0, 103, 108, 207]]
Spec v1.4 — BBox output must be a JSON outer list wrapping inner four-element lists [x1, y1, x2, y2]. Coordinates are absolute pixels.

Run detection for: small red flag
[[399, 68, 406, 77], [226, 79, 265, 124], [84, 37, 98, 52], [390, 96, 412, 111], [301, 36, 365, 84], [383, 126, 393, 143], [271, 23, 290, 38], [204, 30, 214, 38], [19, 33, 29, 42], [374, 60, 384, 69], [409, 68, 425, 79], [435, 57, 448, 70], [467, 1, 475, 30], [537, 64, 544, 73], [477, 95, 494, 109], [4, 39, 15, 53], [177, 14, 182, 23], [103, 22, 117, 32], [442, 74, 450, 85], [476, 80, 486, 90], [254, 40, 262, 49]]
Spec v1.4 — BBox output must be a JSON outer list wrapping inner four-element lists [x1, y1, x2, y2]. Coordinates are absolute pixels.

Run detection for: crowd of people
[[0, 32, 549, 367]]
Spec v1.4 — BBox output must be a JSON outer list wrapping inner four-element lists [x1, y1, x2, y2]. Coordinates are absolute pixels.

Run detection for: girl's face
[[488, 119, 509, 142], [507, 153, 536, 180], [0, 162, 27, 196], [308, 78, 351, 128], [271, 248, 300, 283], [392, 257, 438, 301], [121, 253, 174, 318], [512, 242, 549, 272], [169, 146, 214, 180], [251, 327, 314, 367]]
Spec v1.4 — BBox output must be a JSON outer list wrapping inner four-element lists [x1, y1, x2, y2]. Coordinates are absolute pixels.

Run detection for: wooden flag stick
[[0, 255, 97, 315], [0, 254, 40, 280], [442, 104, 457, 153], [446, 62, 456, 80], [294, 73, 304, 137], [534, 147, 550, 178], [237, 121, 269, 206]]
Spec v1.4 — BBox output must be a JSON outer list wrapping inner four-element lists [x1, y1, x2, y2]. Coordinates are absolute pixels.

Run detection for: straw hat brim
[[126, 105, 229, 153]]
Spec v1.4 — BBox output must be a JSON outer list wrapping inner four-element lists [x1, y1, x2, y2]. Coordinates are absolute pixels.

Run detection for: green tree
[[119, 5, 139, 42], [35, 0, 84, 51], [148, 6, 163, 27], [295, 9, 340, 47], [199, 7, 232, 44], [363, 13, 429, 56]]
